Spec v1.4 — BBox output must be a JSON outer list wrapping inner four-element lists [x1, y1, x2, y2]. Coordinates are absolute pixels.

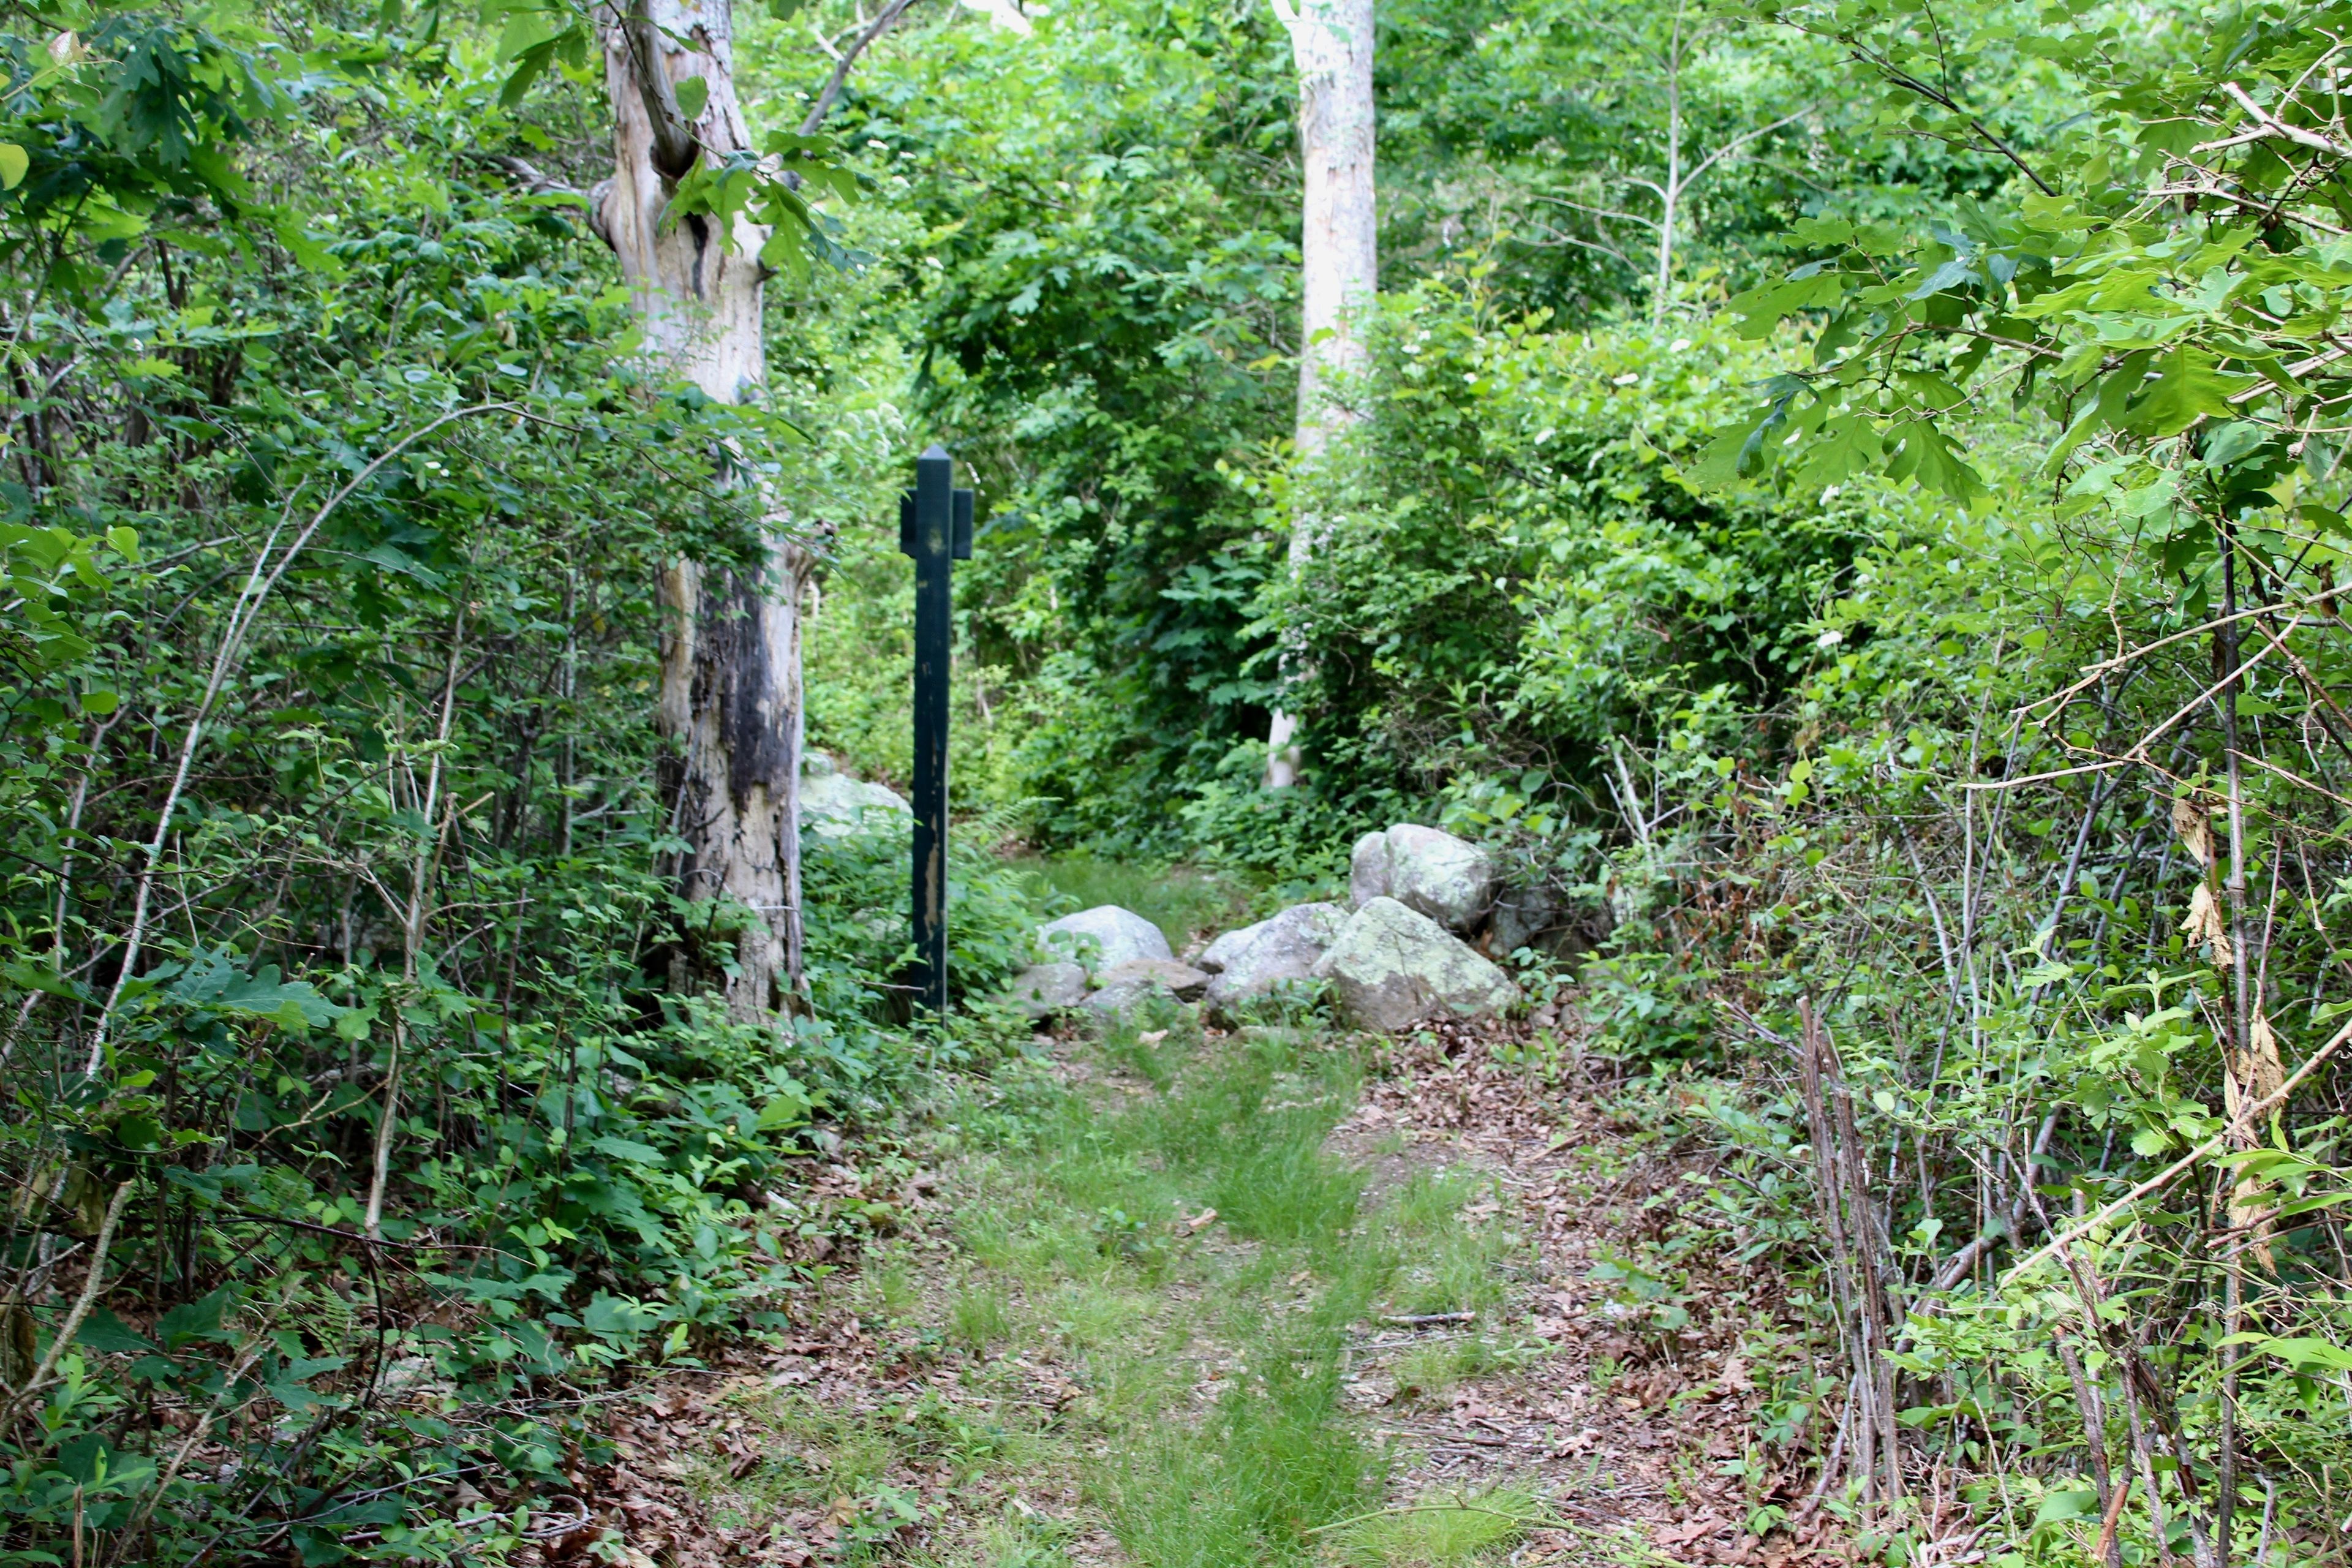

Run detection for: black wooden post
[[899, 445, 973, 1014]]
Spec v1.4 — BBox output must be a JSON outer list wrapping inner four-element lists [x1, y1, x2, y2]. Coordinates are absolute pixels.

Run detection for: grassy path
[[586, 1010, 1795, 1568]]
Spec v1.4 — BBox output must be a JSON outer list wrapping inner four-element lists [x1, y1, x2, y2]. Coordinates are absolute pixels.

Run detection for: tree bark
[[598, 0, 810, 1017], [1265, 0, 1375, 789]]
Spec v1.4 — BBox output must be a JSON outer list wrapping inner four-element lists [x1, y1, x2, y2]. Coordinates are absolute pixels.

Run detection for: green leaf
[[76, 1308, 159, 1356], [166, 949, 345, 1031], [1883, 419, 1984, 503], [757, 1091, 812, 1131], [2125, 347, 2250, 438], [2033, 1487, 2100, 1525], [496, 7, 562, 60], [0, 143, 26, 190], [272, 211, 344, 276], [500, 45, 556, 109], [6, 959, 88, 1003], [590, 1136, 668, 1165], [500, 21, 584, 108], [2202, 420, 2270, 469], [2258, 1336, 2352, 1373], [1907, 255, 1977, 301], [360, 542, 446, 587], [156, 1288, 236, 1350], [673, 75, 709, 123], [2018, 959, 2076, 987], [580, 1294, 659, 1340]]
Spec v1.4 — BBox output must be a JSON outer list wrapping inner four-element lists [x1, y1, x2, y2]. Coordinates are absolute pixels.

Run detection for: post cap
[[919, 443, 951, 462]]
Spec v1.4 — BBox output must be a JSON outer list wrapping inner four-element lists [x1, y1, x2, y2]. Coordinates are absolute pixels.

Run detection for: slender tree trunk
[[2215, 523, 2252, 1568], [597, 0, 810, 1016], [1652, 9, 1683, 327], [1265, 0, 1376, 789]]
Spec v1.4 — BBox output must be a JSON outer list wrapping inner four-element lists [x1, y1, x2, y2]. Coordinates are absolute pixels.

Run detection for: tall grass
[[977, 1009, 1395, 1564]]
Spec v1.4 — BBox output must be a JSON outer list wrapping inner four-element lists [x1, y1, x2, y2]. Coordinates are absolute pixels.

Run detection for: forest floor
[[532, 1009, 1848, 1568]]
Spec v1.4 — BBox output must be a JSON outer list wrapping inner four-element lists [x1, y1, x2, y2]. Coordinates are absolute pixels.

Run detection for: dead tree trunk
[[1264, 0, 1376, 789], [596, 0, 809, 1017]]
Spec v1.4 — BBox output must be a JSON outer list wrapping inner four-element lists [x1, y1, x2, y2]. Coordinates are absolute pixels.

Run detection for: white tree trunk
[[1265, 0, 1375, 789], [599, 0, 809, 1017]]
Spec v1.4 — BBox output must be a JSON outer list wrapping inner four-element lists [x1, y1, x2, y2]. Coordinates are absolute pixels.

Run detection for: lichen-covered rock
[[1347, 825, 1495, 932], [1082, 958, 1212, 1016], [1203, 902, 1348, 1022], [1311, 897, 1517, 1033], [1347, 830, 1392, 908], [799, 760, 912, 839], [1037, 906, 1172, 970], [1006, 962, 1088, 1018], [1196, 924, 1259, 974]]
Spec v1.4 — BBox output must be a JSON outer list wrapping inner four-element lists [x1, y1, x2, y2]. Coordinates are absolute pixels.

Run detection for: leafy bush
[[1264, 282, 1874, 807], [0, 17, 1055, 1564]]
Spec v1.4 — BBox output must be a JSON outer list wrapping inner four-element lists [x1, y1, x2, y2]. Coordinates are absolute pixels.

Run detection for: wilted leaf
[[2171, 794, 2213, 866], [2180, 881, 2231, 968]]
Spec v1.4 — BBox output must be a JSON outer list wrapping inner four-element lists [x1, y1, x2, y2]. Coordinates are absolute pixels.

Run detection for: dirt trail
[[535, 1019, 1833, 1568], [1331, 1028, 1822, 1564]]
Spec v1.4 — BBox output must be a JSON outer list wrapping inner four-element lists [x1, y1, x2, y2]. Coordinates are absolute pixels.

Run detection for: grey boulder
[[1490, 881, 1562, 957], [1196, 924, 1257, 974], [1311, 896, 1518, 1033], [1083, 959, 1212, 1017], [1202, 902, 1348, 1022], [799, 757, 913, 840], [1348, 825, 1496, 932], [1037, 905, 1172, 970], [1006, 962, 1088, 1019]]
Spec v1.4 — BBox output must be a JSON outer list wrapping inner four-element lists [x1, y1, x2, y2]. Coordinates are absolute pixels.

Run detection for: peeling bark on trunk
[[1265, 0, 1375, 789], [600, 0, 809, 1019]]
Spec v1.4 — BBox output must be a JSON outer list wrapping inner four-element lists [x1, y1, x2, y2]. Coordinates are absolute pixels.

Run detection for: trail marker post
[[899, 445, 972, 1014]]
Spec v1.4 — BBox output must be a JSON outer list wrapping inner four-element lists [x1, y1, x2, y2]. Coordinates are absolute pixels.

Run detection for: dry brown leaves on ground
[[1337, 1021, 1847, 1567]]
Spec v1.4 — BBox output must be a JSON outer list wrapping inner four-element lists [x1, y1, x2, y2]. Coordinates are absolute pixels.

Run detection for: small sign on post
[[898, 445, 973, 1014]]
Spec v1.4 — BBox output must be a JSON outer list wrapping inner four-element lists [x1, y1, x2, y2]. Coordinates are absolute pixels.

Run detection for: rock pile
[[1005, 821, 1526, 1033], [1348, 824, 1494, 931], [1084, 959, 1212, 1017], [1037, 905, 1170, 968], [1004, 906, 1210, 1019], [1199, 902, 1346, 1023], [1311, 895, 1515, 1032]]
